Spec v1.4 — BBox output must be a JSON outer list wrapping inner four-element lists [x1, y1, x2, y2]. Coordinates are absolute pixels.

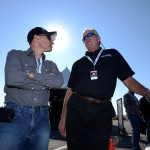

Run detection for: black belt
[[74, 92, 111, 104]]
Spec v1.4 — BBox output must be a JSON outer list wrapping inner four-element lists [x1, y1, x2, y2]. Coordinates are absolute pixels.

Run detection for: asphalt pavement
[[111, 120, 148, 150]]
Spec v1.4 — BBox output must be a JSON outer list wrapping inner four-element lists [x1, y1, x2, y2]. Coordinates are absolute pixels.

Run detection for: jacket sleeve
[[33, 60, 64, 89], [5, 50, 64, 90], [5, 50, 48, 90]]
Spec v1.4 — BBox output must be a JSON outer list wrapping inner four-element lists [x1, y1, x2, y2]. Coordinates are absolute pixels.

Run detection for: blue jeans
[[0, 103, 51, 150], [128, 114, 141, 150]]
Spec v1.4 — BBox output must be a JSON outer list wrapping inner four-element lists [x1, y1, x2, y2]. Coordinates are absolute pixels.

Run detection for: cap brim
[[48, 31, 57, 36], [48, 31, 57, 41]]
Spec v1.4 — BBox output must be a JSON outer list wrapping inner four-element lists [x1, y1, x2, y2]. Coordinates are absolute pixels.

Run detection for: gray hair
[[82, 28, 101, 46], [82, 28, 100, 36]]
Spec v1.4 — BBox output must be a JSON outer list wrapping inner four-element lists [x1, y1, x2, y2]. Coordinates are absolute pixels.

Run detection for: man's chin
[[45, 49, 52, 52]]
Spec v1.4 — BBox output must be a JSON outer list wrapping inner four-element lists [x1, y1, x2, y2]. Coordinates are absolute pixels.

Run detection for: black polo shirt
[[68, 48, 134, 99]]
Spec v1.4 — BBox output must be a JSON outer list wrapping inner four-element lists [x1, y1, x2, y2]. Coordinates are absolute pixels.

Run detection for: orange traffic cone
[[109, 138, 115, 150]]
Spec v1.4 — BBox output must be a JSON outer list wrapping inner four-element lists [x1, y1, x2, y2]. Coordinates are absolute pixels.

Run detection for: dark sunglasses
[[82, 33, 97, 41]]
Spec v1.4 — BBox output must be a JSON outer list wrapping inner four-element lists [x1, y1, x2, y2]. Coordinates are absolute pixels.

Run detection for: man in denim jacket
[[0, 27, 64, 150]]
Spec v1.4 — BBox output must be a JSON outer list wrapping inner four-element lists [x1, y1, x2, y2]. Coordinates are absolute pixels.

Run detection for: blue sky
[[0, 0, 150, 114]]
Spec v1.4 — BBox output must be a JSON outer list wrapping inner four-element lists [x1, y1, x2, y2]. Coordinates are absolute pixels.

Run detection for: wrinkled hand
[[58, 118, 66, 137]]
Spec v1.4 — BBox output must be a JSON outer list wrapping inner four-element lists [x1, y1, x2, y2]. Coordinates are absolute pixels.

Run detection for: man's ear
[[34, 35, 40, 43]]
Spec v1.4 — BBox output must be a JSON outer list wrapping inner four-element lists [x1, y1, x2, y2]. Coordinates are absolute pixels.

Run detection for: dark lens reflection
[[82, 33, 96, 41]]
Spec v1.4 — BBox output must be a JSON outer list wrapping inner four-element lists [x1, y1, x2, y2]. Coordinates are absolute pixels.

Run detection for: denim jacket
[[4, 48, 64, 106]]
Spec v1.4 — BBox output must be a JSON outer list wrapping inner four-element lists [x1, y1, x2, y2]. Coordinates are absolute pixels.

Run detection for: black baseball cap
[[27, 27, 57, 44]]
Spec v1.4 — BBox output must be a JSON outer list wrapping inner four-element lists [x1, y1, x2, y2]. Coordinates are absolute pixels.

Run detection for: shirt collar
[[25, 47, 46, 60], [85, 47, 102, 61]]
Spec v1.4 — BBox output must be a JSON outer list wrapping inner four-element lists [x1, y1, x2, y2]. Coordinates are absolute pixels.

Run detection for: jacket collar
[[25, 47, 45, 60]]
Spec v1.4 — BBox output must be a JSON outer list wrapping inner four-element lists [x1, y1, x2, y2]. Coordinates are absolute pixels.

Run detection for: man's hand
[[58, 117, 66, 137]]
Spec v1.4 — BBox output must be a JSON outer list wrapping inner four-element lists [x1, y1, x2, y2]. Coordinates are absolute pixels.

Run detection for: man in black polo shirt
[[59, 28, 150, 150]]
